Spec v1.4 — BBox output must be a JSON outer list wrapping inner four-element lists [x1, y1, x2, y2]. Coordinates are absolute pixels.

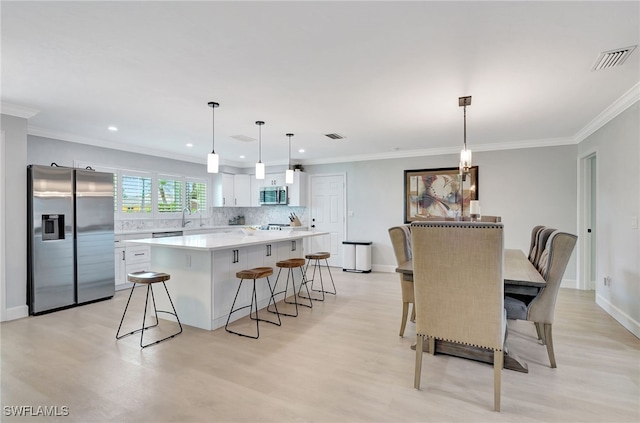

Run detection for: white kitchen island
[[126, 230, 328, 331]]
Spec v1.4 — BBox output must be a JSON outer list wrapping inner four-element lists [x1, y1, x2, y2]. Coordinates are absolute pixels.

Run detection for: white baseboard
[[596, 293, 640, 339], [2, 304, 29, 322], [560, 278, 577, 289], [373, 264, 396, 273]]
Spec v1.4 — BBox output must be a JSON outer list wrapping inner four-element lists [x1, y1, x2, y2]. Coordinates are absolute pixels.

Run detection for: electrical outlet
[[604, 276, 611, 286]]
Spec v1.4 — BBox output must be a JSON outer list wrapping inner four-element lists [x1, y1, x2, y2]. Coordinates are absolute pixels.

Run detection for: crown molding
[[26, 125, 247, 167], [297, 136, 575, 165], [573, 81, 640, 143], [1, 102, 39, 119]]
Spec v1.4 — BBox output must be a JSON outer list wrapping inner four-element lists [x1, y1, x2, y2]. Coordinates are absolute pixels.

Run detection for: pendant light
[[255, 121, 265, 179], [285, 133, 294, 184], [458, 96, 472, 178], [458, 95, 472, 219], [207, 101, 220, 173]]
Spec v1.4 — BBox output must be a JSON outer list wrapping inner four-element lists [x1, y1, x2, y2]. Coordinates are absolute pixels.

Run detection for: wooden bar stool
[[268, 258, 312, 317], [300, 252, 336, 302], [116, 271, 182, 348], [225, 267, 281, 339]]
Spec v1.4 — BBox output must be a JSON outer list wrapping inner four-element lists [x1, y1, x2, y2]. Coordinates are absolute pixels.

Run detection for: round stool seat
[[236, 267, 274, 279], [127, 271, 170, 284], [306, 252, 331, 260], [276, 258, 306, 268]]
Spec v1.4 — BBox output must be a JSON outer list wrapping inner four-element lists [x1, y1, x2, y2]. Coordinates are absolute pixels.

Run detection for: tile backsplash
[[115, 206, 307, 232]]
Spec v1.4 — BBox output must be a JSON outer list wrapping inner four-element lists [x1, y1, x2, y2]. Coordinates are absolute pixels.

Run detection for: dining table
[[395, 249, 546, 373]]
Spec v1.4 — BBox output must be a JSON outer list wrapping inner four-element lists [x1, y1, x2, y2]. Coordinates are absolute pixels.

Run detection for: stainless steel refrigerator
[[27, 164, 115, 314]]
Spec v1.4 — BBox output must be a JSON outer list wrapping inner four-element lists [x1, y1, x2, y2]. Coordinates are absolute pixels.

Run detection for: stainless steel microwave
[[259, 186, 288, 205]]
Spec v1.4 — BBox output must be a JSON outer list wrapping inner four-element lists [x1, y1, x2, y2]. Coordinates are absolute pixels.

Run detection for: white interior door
[[309, 174, 345, 268]]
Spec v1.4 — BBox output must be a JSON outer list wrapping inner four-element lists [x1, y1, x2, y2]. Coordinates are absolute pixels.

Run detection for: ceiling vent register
[[325, 133, 346, 140], [592, 45, 637, 71]]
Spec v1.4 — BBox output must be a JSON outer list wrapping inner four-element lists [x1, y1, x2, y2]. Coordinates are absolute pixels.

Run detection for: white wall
[[1, 114, 28, 319], [578, 102, 639, 337], [304, 144, 578, 280]]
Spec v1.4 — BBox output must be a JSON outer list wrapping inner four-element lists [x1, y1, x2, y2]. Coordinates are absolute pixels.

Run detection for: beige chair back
[[413, 215, 501, 223], [388, 225, 412, 264], [528, 225, 545, 262], [411, 221, 504, 350], [529, 231, 577, 324]]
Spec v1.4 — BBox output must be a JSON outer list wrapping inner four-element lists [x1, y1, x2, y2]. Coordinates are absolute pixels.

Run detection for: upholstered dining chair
[[412, 221, 505, 412], [529, 226, 556, 268], [528, 225, 545, 263], [388, 225, 415, 337], [504, 230, 577, 368]]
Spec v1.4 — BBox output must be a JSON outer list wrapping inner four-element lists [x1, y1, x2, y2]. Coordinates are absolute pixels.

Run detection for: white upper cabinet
[[264, 173, 285, 187], [250, 177, 262, 207], [233, 174, 251, 207], [288, 171, 308, 207], [212, 173, 252, 207]]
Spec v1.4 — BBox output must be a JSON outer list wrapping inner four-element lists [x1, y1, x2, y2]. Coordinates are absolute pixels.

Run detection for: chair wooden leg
[[410, 303, 416, 322], [414, 334, 424, 389], [493, 350, 503, 412], [544, 323, 557, 368], [399, 302, 409, 337], [535, 322, 545, 344], [428, 336, 436, 355]]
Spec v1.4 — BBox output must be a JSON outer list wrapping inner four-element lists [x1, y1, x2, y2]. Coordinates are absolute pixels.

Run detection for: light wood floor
[[1, 270, 639, 422]]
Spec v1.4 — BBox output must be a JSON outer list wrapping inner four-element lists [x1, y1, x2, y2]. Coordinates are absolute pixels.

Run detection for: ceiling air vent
[[325, 133, 346, 140], [230, 134, 255, 142], [592, 45, 637, 71]]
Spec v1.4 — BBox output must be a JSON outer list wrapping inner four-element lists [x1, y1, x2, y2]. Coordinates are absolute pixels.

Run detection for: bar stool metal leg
[[116, 271, 183, 348], [269, 259, 312, 317], [225, 268, 280, 339], [116, 283, 159, 340], [299, 254, 337, 301]]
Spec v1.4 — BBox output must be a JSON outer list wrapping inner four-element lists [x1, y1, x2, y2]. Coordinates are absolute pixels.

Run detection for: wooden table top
[[395, 248, 546, 288]]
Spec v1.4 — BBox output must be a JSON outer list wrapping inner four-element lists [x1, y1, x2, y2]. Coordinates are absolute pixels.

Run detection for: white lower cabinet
[[212, 239, 303, 327], [114, 246, 127, 287], [114, 238, 151, 291]]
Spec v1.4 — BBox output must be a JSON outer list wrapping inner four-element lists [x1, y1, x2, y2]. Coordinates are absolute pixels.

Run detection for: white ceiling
[[2, 1, 638, 168]]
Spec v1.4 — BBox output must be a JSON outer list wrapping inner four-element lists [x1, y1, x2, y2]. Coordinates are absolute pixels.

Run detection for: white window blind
[[186, 179, 207, 214], [157, 177, 183, 213], [121, 173, 152, 214]]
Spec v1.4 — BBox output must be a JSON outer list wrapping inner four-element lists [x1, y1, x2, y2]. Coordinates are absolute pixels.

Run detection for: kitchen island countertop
[[125, 230, 325, 251]]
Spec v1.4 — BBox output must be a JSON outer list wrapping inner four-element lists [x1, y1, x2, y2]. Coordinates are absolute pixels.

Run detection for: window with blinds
[[186, 179, 207, 214], [121, 173, 152, 214], [158, 178, 183, 213]]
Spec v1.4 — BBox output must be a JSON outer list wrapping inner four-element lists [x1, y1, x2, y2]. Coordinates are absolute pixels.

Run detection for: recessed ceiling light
[[107, 126, 118, 132], [186, 143, 193, 148], [298, 149, 305, 153], [240, 155, 245, 159]]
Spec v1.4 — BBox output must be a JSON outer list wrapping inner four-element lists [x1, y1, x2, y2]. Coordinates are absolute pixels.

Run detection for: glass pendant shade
[[256, 162, 265, 180], [207, 152, 219, 173], [459, 148, 472, 172], [207, 101, 220, 174], [255, 120, 265, 180], [285, 133, 294, 185]]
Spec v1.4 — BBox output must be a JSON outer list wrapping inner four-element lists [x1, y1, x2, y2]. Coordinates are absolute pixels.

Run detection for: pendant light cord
[[463, 104, 467, 151]]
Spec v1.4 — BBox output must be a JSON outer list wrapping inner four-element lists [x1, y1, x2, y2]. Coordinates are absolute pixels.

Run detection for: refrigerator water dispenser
[[42, 214, 64, 240]]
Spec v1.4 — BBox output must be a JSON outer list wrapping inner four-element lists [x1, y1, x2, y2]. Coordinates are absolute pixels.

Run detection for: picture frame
[[404, 166, 478, 223]]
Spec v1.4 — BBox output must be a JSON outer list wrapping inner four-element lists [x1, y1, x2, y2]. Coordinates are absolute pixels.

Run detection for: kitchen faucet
[[182, 207, 192, 227]]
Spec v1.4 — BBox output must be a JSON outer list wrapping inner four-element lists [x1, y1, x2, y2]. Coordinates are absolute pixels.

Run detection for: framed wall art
[[404, 166, 478, 223]]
